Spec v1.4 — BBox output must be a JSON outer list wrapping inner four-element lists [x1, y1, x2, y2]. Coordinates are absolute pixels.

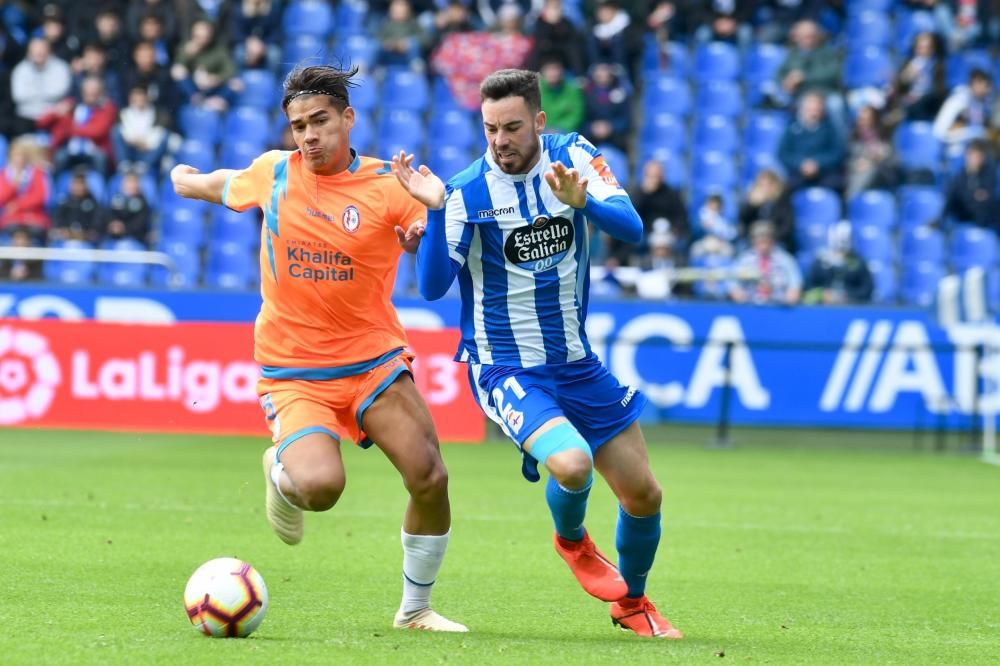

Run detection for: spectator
[[171, 19, 238, 111], [50, 169, 102, 243], [691, 192, 737, 260], [123, 41, 177, 116], [587, 0, 632, 73], [377, 0, 429, 69], [0, 227, 43, 282], [539, 59, 585, 134], [933, 68, 997, 160], [113, 86, 168, 175], [773, 20, 841, 106], [645, 1, 690, 42], [529, 0, 585, 75], [37, 75, 118, 174], [90, 8, 130, 72], [10, 37, 72, 137], [846, 105, 896, 197], [71, 42, 123, 107], [476, 0, 536, 29], [0, 137, 52, 238], [889, 32, 946, 123], [691, 0, 753, 45], [39, 3, 80, 63], [127, 0, 178, 46], [739, 168, 796, 252], [777, 91, 845, 191], [730, 220, 802, 305], [583, 62, 631, 152], [103, 170, 151, 244], [945, 139, 999, 232], [755, 0, 827, 43], [633, 219, 676, 300], [621, 159, 689, 265], [433, 0, 475, 42], [231, 0, 281, 71], [137, 14, 173, 67], [803, 221, 873, 305]]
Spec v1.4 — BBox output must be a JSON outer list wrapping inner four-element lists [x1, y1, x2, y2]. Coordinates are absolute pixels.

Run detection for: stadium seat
[[161, 203, 208, 248], [178, 105, 222, 145], [744, 111, 787, 155], [847, 0, 892, 14], [55, 169, 107, 204], [282, 0, 334, 38], [151, 239, 201, 289], [743, 43, 786, 87], [898, 185, 944, 228], [426, 145, 473, 179], [597, 144, 629, 189], [348, 74, 377, 111], [945, 49, 995, 89], [335, 0, 368, 38], [237, 69, 277, 108], [853, 224, 895, 263], [641, 38, 688, 77], [894, 121, 941, 173], [693, 41, 740, 81], [220, 140, 264, 169], [796, 220, 833, 252], [639, 112, 686, 152], [894, 9, 937, 53], [378, 109, 425, 153], [847, 11, 892, 47], [350, 110, 374, 153], [792, 187, 841, 225], [431, 76, 463, 112], [224, 107, 271, 145], [690, 253, 733, 300], [901, 261, 945, 307], [212, 207, 259, 248], [641, 74, 691, 116], [848, 189, 896, 231], [901, 225, 946, 263], [635, 147, 687, 189], [107, 172, 158, 206], [843, 46, 893, 89], [281, 34, 326, 70], [951, 225, 999, 271], [336, 34, 377, 71], [97, 239, 149, 288], [44, 239, 95, 285], [430, 109, 476, 149], [0, 135, 8, 168], [382, 69, 429, 112], [175, 139, 217, 174], [742, 152, 783, 188], [693, 115, 738, 153], [695, 80, 743, 118], [866, 259, 899, 304], [207, 242, 257, 289], [691, 151, 736, 190], [688, 187, 737, 223]]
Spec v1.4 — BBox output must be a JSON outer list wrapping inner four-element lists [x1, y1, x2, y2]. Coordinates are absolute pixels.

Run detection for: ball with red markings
[[183, 558, 268, 638]]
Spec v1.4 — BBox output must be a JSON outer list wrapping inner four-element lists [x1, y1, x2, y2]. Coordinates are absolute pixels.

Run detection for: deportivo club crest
[[342, 205, 361, 233]]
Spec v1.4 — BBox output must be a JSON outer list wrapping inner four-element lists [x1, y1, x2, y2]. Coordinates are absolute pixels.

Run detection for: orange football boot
[[553, 530, 629, 602], [610, 596, 683, 639]]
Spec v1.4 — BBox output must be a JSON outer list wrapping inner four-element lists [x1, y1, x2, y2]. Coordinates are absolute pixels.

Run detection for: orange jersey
[[222, 149, 425, 371]]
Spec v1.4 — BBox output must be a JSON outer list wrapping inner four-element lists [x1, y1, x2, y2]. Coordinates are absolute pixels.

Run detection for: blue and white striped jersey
[[441, 132, 628, 367]]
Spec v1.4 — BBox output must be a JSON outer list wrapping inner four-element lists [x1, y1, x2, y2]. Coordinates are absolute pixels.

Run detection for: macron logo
[[478, 206, 516, 219], [621, 386, 637, 407]]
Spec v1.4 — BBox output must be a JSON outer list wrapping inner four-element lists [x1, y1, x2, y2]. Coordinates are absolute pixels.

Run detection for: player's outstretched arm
[[546, 160, 643, 244], [170, 164, 238, 205]]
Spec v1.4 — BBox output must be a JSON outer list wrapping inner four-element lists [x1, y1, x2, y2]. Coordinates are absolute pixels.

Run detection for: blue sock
[[616, 506, 661, 598], [546, 475, 591, 541]]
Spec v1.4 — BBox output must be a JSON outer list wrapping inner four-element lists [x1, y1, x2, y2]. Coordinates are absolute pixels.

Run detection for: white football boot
[[262, 446, 303, 545]]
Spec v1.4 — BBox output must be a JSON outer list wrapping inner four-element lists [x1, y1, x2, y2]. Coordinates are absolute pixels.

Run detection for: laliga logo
[[0, 327, 61, 425]]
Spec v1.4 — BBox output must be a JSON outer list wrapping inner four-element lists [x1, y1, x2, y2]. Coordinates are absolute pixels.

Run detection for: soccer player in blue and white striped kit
[[392, 69, 682, 638]]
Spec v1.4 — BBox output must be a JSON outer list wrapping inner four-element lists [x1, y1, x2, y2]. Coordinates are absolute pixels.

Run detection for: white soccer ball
[[184, 557, 269, 638]]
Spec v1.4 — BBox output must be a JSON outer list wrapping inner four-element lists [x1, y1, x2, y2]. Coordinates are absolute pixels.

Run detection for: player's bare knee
[[406, 458, 449, 503], [546, 449, 593, 489], [620, 479, 662, 516], [294, 467, 346, 512]]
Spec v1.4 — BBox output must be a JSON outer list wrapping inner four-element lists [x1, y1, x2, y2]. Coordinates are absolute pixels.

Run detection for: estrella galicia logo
[[504, 215, 574, 272]]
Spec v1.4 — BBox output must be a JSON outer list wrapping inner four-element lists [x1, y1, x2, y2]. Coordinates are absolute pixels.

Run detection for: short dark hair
[[282, 64, 359, 113], [970, 67, 991, 83], [480, 69, 541, 113]]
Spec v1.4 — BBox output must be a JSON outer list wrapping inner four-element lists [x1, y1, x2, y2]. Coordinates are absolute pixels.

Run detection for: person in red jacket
[[0, 137, 52, 238], [37, 75, 118, 174]]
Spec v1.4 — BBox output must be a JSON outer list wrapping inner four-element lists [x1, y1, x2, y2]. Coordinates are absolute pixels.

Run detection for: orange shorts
[[257, 351, 413, 461]]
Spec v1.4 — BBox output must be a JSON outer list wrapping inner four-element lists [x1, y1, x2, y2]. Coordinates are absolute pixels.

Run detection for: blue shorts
[[468, 353, 647, 481]]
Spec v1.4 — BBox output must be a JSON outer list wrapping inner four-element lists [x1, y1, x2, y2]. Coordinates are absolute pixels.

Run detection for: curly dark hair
[[281, 64, 359, 113], [479, 69, 541, 112]]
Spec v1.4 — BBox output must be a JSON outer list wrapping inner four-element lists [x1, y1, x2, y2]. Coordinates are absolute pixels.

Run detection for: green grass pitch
[[1, 425, 998, 665]]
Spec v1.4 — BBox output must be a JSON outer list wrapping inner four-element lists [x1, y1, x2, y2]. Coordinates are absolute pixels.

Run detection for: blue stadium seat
[[744, 111, 787, 155], [691, 253, 732, 300], [382, 69, 429, 112], [224, 106, 271, 145], [843, 47, 893, 89], [894, 121, 941, 173], [282, 0, 334, 37], [97, 239, 149, 288], [796, 220, 832, 252], [866, 259, 899, 304], [641, 37, 689, 77], [945, 49, 995, 89], [691, 151, 736, 190], [0, 135, 8, 168], [742, 152, 783, 188], [207, 242, 257, 289], [335, 0, 368, 39], [151, 239, 201, 289], [894, 9, 937, 53], [792, 187, 841, 225], [350, 110, 374, 153], [178, 105, 222, 145], [430, 109, 476, 150], [641, 74, 691, 116], [44, 239, 95, 285], [55, 169, 107, 204], [853, 224, 895, 263], [694, 41, 740, 81], [639, 112, 686, 152], [212, 207, 259, 248], [281, 34, 326, 70], [394, 251, 416, 295], [695, 80, 743, 118], [901, 261, 944, 307], [220, 140, 264, 168], [847, 11, 892, 47], [161, 203, 207, 248], [688, 187, 737, 224], [175, 139, 216, 173], [426, 145, 473, 179], [598, 144, 629, 189], [337, 34, 377, 71], [107, 171, 158, 207], [378, 109, 425, 152], [901, 225, 945, 263], [743, 44, 786, 105], [693, 115, 738, 153], [898, 185, 944, 228], [237, 69, 277, 108], [951, 225, 999, 271], [431, 76, 463, 112], [635, 147, 687, 189], [848, 189, 896, 230], [847, 0, 892, 14], [348, 74, 377, 111]]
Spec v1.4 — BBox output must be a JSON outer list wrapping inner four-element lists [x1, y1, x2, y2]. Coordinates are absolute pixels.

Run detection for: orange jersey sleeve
[[223, 151, 288, 212]]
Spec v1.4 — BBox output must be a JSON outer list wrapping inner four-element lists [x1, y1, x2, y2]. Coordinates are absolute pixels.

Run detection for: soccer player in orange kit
[[170, 64, 466, 632]]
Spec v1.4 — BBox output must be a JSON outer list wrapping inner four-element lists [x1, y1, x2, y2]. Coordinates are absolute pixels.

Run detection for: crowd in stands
[[0, 0, 997, 309]]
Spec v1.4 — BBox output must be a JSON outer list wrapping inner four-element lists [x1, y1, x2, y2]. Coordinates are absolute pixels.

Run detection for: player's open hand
[[395, 220, 426, 254], [544, 161, 588, 209], [392, 151, 445, 210]]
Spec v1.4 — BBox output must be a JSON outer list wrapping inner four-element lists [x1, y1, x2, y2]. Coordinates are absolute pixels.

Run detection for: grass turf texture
[[1, 425, 997, 665]]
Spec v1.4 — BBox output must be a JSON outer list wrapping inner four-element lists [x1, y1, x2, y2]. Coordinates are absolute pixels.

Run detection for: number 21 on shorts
[[492, 377, 527, 435]]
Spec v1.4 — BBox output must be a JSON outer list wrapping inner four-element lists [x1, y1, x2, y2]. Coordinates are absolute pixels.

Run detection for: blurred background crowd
[[0, 0, 997, 307]]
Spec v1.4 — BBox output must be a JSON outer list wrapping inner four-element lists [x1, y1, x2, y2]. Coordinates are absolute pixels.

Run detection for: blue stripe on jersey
[[528, 173, 568, 363], [513, 181, 531, 219], [572, 208, 592, 356], [460, 177, 520, 363], [457, 261, 477, 362]]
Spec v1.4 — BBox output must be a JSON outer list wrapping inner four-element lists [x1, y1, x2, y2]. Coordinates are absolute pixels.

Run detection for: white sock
[[399, 529, 450, 614], [268, 460, 300, 509]]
